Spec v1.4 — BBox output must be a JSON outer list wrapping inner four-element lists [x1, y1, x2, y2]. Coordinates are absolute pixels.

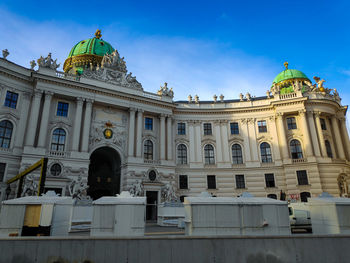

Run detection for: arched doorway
[[88, 147, 121, 200]]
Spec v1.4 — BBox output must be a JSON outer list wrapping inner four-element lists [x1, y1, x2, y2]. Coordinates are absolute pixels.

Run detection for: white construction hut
[[309, 196, 350, 235], [184, 196, 290, 236], [91, 191, 146, 237], [0, 195, 71, 237]]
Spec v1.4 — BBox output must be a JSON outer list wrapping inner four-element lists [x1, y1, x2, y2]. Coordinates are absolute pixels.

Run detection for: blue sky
[[1, 0, 350, 110]]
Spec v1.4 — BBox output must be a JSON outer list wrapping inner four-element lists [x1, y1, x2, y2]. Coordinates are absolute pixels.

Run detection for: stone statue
[[188, 95, 192, 102], [246, 92, 251, 101], [313, 76, 326, 92], [130, 180, 143, 197], [157, 82, 174, 98], [213, 95, 217, 102], [2, 49, 9, 59], [239, 93, 244, 101], [266, 90, 271, 98], [333, 88, 340, 100], [69, 175, 89, 200], [194, 95, 199, 103], [219, 94, 224, 102], [37, 53, 60, 70], [162, 181, 177, 202], [30, 60, 36, 70], [22, 175, 38, 196]]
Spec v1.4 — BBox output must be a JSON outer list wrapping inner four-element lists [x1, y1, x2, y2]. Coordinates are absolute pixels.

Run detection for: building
[[0, 30, 349, 210]]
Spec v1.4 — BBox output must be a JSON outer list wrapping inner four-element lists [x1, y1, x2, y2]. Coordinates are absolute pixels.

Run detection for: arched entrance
[[88, 147, 121, 200]]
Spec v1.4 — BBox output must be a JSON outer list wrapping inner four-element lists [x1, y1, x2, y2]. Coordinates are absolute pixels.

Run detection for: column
[[160, 114, 166, 160], [188, 122, 195, 163], [128, 108, 136, 157], [214, 121, 223, 163], [299, 110, 313, 157], [37, 91, 53, 147], [166, 115, 173, 160], [307, 111, 321, 157], [71, 97, 84, 151], [221, 122, 230, 162], [241, 119, 251, 162], [268, 116, 281, 161], [276, 113, 289, 159], [25, 89, 43, 146], [340, 116, 350, 159], [247, 118, 258, 161], [136, 110, 143, 158], [315, 112, 327, 157], [326, 117, 337, 158], [332, 116, 346, 159], [81, 99, 93, 152], [14, 92, 31, 148], [195, 123, 202, 162]]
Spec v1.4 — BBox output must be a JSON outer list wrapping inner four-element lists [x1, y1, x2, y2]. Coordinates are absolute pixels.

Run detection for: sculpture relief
[[37, 53, 60, 70], [157, 82, 174, 98], [21, 175, 38, 197], [162, 181, 177, 202]]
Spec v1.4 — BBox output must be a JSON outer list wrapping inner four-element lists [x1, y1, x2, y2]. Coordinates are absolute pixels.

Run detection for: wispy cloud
[[0, 9, 280, 101]]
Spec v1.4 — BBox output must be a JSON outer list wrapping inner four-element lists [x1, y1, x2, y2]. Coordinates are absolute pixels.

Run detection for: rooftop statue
[[37, 53, 60, 70], [2, 49, 9, 59], [157, 82, 174, 98], [313, 76, 326, 92]]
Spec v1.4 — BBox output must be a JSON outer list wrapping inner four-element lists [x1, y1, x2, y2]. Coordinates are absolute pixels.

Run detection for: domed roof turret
[[273, 62, 310, 85], [63, 29, 115, 73]]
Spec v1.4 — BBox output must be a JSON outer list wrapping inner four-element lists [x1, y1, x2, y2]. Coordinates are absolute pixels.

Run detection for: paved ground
[[144, 222, 185, 236]]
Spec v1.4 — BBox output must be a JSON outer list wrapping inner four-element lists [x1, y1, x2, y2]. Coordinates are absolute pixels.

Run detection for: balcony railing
[[292, 158, 306, 163], [48, 150, 70, 158], [280, 93, 297, 100]]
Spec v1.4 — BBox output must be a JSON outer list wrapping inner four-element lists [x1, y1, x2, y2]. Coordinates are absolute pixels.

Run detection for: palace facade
[[0, 31, 349, 205]]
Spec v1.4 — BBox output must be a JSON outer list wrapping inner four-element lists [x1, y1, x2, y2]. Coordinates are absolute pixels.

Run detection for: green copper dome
[[273, 62, 310, 84], [63, 29, 115, 73]]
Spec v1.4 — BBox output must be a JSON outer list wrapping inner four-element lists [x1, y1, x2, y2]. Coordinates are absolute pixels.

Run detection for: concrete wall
[[0, 235, 349, 263]]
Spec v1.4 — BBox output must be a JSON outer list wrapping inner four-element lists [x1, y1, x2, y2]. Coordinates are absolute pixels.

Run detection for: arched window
[[267, 194, 277, 199], [51, 128, 66, 151], [260, 142, 272, 163], [0, 120, 13, 148], [300, 192, 311, 202], [232, 144, 243, 164], [204, 144, 215, 164], [290, 139, 303, 159], [325, 140, 333, 158], [177, 144, 187, 164], [144, 140, 153, 160]]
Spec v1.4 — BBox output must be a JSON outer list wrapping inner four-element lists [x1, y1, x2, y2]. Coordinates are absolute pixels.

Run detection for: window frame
[[143, 139, 154, 160], [177, 144, 188, 164], [260, 142, 273, 163], [179, 175, 188, 190], [0, 120, 13, 149], [230, 122, 239, 135], [235, 174, 246, 189], [0, 163, 6, 182], [265, 173, 276, 188], [320, 118, 327, 130], [296, 170, 309, 185], [144, 117, 153, 131], [204, 144, 215, 164], [56, 101, 69, 117], [286, 117, 297, 130], [4, 91, 18, 109], [257, 120, 267, 133], [177, 122, 186, 135], [325, 140, 333, 158], [50, 163, 62, 177], [231, 143, 243, 164], [50, 128, 66, 152], [203, 123, 212, 136], [207, 175, 217, 189], [290, 139, 303, 159]]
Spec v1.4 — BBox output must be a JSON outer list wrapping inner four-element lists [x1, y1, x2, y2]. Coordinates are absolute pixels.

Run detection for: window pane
[[287, 117, 297, 130], [204, 144, 215, 164], [207, 175, 216, 189], [260, 142, 272, 163], [178, 123, 186, 135], [57, 102, 69, 117], [177, 144, 187, 164], [297, 170, 309, 185], [179, 175, 188, 189], [235, 174, 245, 189], [258, 120, 267, 133], [145, 117, 153, 130], [0, 120, 13, 148], [204, 123, 212, 135], [265, 173, 275, 187], [4, 91, 18, 109], [232, 144, 243, 164], [230, 122, 239, 135], [290, 139, 303, 159], [325, 140, 333, 158]]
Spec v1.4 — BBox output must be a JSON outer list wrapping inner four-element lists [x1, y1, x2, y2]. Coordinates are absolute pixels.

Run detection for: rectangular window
[[178, 122, 186, 135], [320, 118, 327, 130], [0, 163, 5, 182], [258, 120, 267, 133], [286, 117, 297, 130], [4, 91, 18, 109], [56, 102, 69, 117], [230, 122, 239, 135], [235, 174, 245, 189], [296, 170, 309, 185], [145, 117, 153, 130], [207, 175, 216, 189], [179, 175, 188, 189], [203, 123, 212, 135], [265, 173, 275, 188]]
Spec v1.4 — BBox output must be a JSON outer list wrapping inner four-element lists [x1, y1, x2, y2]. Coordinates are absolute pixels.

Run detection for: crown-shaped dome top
[[273, 62, 310, 85]]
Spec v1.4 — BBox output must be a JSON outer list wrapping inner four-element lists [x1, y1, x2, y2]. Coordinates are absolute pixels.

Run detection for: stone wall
[[0, 235, 349, 263]]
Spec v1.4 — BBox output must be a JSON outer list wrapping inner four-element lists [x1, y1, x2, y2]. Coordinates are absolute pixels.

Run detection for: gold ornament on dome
[[284, 61, 288, 70], [95, 29, 102, 39]]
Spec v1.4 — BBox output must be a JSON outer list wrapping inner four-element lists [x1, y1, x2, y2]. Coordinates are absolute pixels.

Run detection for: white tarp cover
[[0, 204, 26, 236]]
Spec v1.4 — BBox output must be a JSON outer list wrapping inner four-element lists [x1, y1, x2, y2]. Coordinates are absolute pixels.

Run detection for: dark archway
[[88, 147, 121, 200]]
